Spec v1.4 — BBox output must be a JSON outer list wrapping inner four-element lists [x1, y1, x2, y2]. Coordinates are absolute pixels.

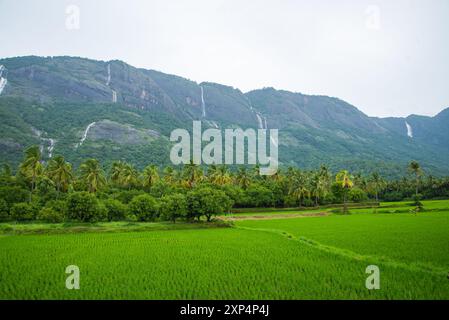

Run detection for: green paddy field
[[1, 200, 448, 299]]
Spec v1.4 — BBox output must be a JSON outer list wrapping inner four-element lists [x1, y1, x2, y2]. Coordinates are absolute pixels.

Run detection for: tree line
[[0, 146, 448, 223]]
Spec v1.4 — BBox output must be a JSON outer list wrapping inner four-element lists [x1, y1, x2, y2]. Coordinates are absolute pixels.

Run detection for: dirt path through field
[[218, 212, 330, 221]]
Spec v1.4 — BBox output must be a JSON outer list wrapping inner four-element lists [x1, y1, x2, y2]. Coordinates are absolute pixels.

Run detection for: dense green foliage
[[0, 146, 448, 224]]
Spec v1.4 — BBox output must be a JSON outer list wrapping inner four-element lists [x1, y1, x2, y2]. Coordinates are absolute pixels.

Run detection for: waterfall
[[106, 63, 117, 103], [77, 122, 96, 147], [40, 138, 56, 158], [255, 113, 264, 129], [0, 65, 7, 95], [200, 86, 206, 118], [255, 113, 268, 129], [405, 121, 413, 138], [205, 120, 219, 129], [47, 138, 55, 158], [106, 64, 111, 86], [0, 78, 7, 95], [31, 127, 56, 158], [246, 96, 269, 130]]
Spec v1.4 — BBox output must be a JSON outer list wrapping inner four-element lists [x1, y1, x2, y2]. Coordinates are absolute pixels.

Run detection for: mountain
[[0, 55, 448, 177]]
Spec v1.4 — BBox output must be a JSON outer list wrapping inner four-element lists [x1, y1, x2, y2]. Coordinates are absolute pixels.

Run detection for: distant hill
[[0, 55, 448, 177]]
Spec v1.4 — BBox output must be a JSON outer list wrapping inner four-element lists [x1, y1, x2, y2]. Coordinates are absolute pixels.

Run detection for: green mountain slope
[[0, 56, 448, 177]]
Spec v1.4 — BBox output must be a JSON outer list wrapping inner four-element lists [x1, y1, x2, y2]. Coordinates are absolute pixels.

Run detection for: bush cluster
[[0, 187, 234, 223]]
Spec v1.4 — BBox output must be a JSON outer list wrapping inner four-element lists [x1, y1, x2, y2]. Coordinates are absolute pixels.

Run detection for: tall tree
[[19, 145, 43, 200], [211, 165, 232, 186], [336, 170, 353, 214], [289, 171, 310, 208], [236, 167, 251, 189], [109, 161, 127, 187], [408, 160, 423, 197], [47, 155, 73, 196], [310, 172, 327, 206], [121, 163, 139, 189], [183, 160, 201, 188], [368, 172, 386, 203], [142, 164, 160, 189], [163, 166, 176, 185], [79, 159, 106, 193]]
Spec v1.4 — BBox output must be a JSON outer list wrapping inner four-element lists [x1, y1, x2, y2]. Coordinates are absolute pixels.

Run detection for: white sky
[[1, 0, 448, 118]]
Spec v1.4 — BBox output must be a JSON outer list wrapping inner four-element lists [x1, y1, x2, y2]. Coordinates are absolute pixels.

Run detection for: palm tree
[[109, 161, 127, 187], [121, 163, 139, 189], [142, 164, 160, 189], [183, 160, 201, 188], [236, 167, 251, 189], [336, 170, 353, 214], [353, 173, 368, 191], [207, 164, 218, 182], [211, 165, 232, 185], [319, 165, 332, 198], [163, 166, 176, 185], [79, 159, 106, 193], [310, 173, 328, 206], [252, 164, 261, 180], [408, 160, 423, 197], [19, 145, 43, 200], [47, 155, 73, 196], [289, 171, 310, 208], [368, 172, 386, 203]]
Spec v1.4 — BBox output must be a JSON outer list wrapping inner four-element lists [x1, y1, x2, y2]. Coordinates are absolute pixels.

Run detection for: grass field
[[0, 200, 448, 299]]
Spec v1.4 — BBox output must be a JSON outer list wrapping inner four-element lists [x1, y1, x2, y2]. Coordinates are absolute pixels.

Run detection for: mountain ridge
[[0, 55, 448, 177]]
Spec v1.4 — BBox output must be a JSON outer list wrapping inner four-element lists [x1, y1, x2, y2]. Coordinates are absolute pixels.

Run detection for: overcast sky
[[1, 0, 448, 117]]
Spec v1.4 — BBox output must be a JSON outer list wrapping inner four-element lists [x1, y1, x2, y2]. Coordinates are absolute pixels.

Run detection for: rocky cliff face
[[0, 56, 448, 176]]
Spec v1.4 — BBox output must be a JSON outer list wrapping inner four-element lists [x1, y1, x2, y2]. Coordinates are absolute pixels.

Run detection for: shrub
[[125, 213, 138, 222], [302, 198, 314, 207], [35, 177, 58, 204], [129, 194, 159, 221], [38, 207, 65, 223], [330, 183, 345, 203], [411, 194, 424, 212], [348, 187, 368, 202], [0, 198, 9, 221], [44, 200, 67, 216], [66, 192, 104, 222], [382, 191, 404, 202], [149, 181, 172, 198], [243, 185, 274, 208], [283, 195, 298, 208], [0, 186, 30, 209], [220, 185, 244, 208], [103, 199, 127, 221], [159, 193, 187, 223], [10, 202, 37, 221], [187, 187, 233, 222], [114, 190, 145, 204]]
